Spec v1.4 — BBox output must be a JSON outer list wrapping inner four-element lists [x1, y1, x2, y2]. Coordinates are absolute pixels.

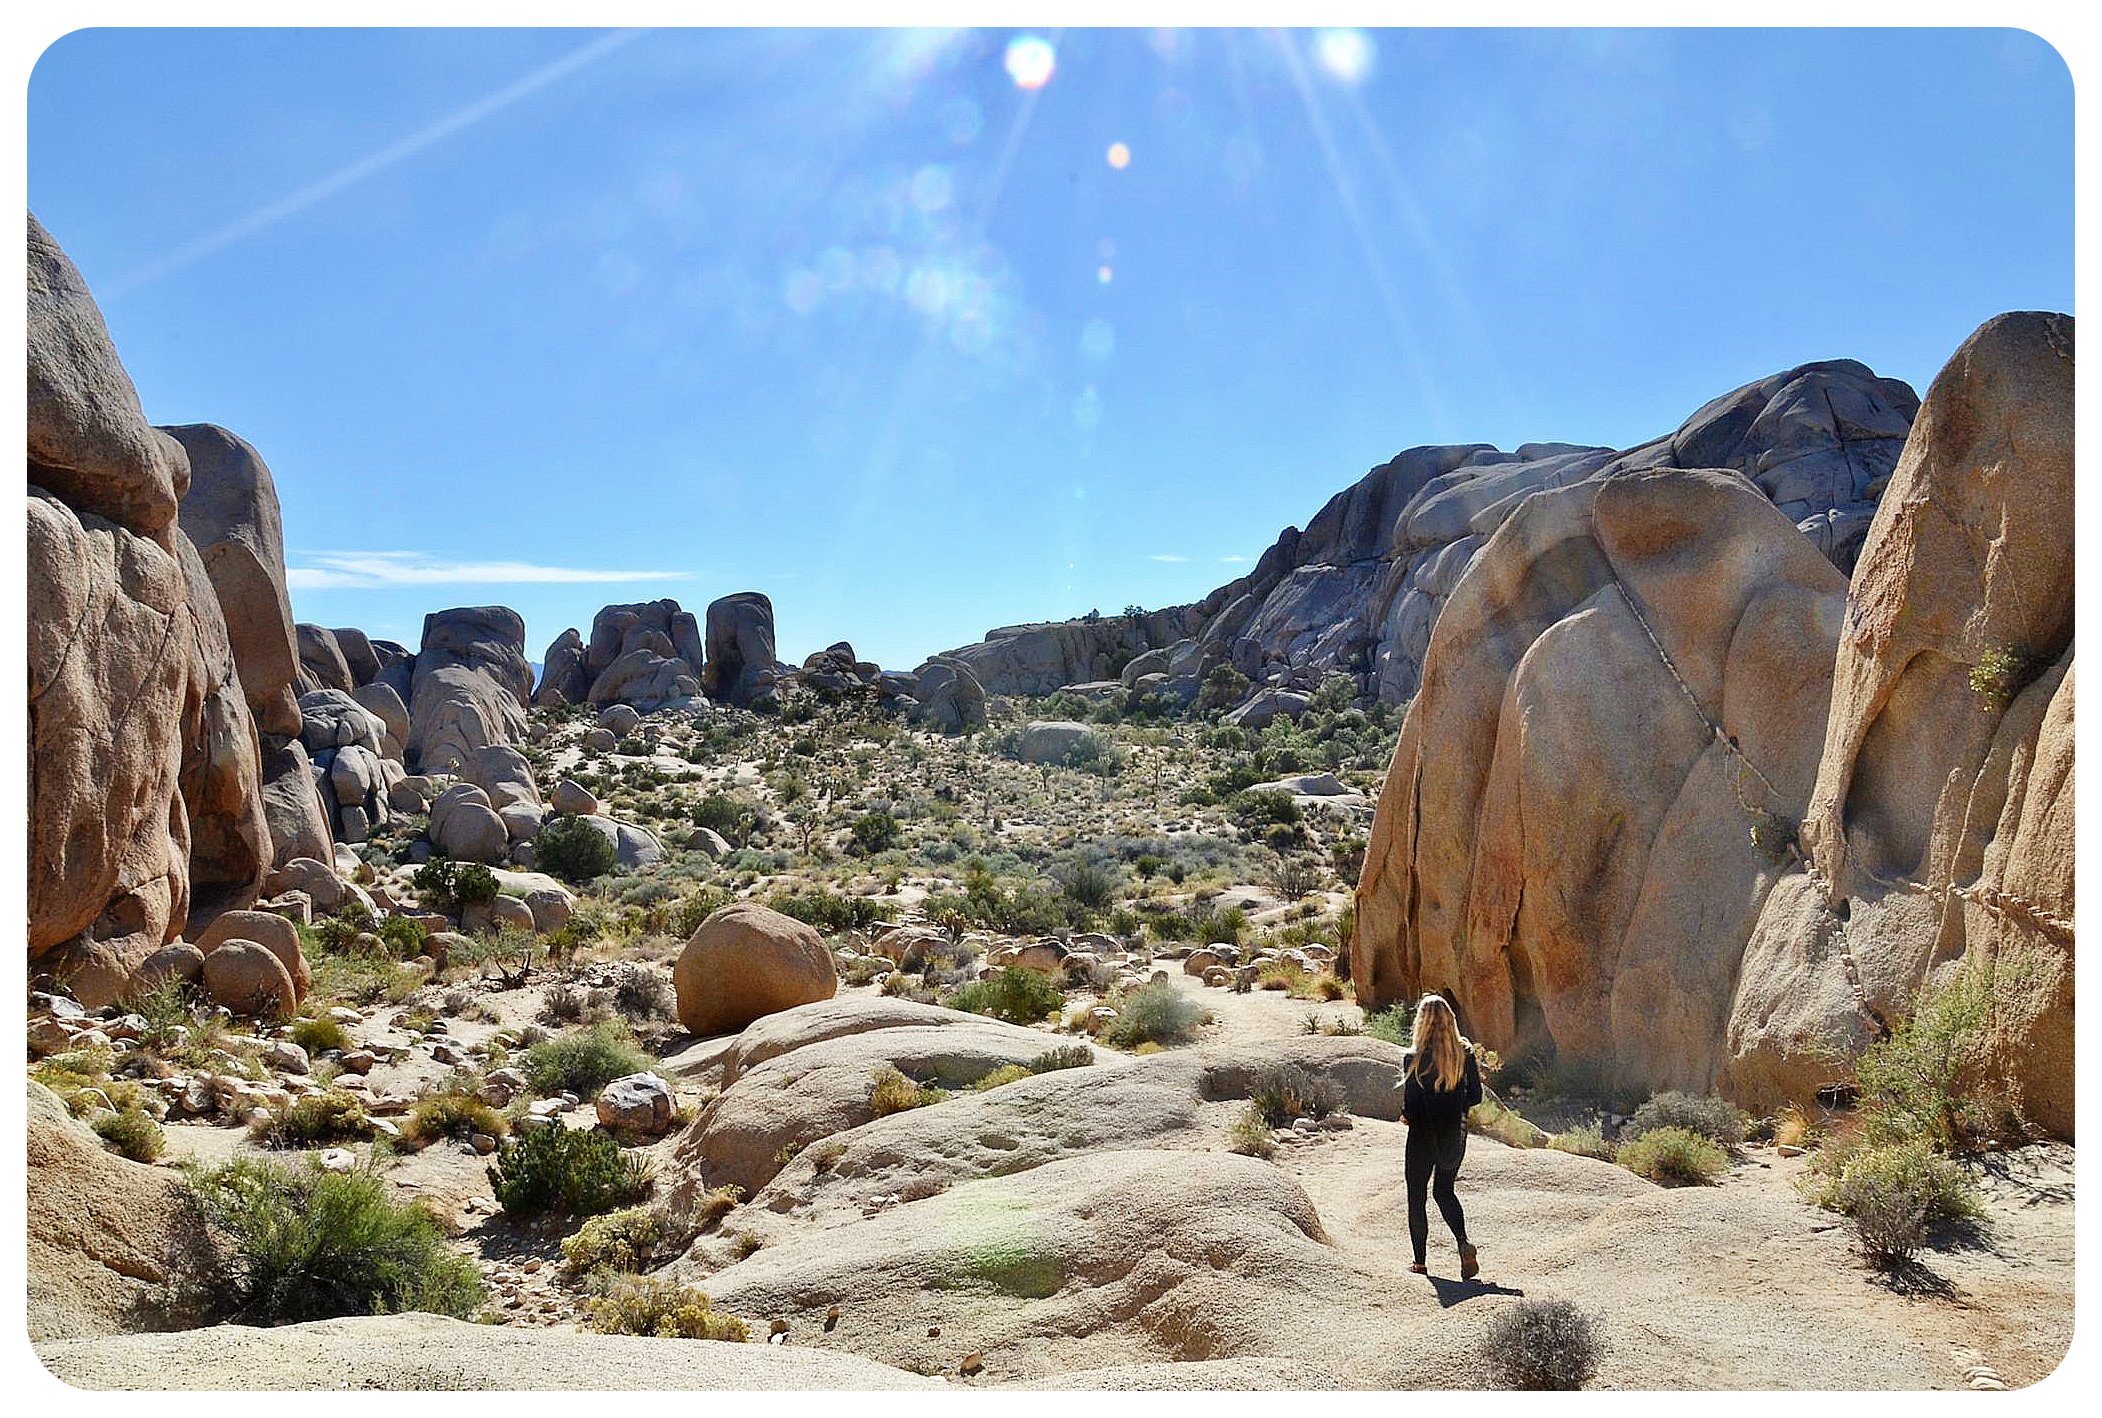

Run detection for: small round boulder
[[673, 902, 837, 1038], [195, 910, 310, 1004], [201, 941, 297, 1020]]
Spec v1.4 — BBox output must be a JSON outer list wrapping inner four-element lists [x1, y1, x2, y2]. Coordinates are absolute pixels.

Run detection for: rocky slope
[[1354, 312, 2074, 1131], [938, 360, 1917, 707]]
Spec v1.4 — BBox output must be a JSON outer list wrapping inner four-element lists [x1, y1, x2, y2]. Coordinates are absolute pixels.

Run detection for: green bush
[[1854, 943, 2061, 1156], [1248, 1063, 1346, 1128], [1803, 1138, 1985, 1267], [250, 1089, 372, 1150], [850, 812, 902, 854], [488, 1124, 655, 1220], [690, 794, 758, 847], [377, 913, 428, 957], [585, 1275, 750, 1340], [536, 815, 619, 883], [1364, 1005, 1412, 1049], [1616, 1126, 1726, 1186], [942, 966, 1065, 1026], [522, 1020, 653, 1097], [1099, 980, 1208, 1049], [560, 1205, 668, 1280], [92, 1106, 166, 1162], [768, 891, 897, 934], [1483, 1298, 1604, 1389], [869, 1066, 945, 1116], [1625, 1091, 1747, 1149], [189, 1158, 483, 1323], [453, 863, 501, 907], [289, 1014, 352, 1056]]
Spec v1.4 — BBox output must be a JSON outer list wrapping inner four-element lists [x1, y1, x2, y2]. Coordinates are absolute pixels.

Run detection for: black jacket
[[1400, 1050, 1482, 1158]]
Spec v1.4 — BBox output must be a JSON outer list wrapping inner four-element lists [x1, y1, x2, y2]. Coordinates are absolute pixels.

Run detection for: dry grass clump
[[1226, 1102, 1277, 1159], [869, 1066, 945, 1116], [560, 1205, 669, 1280], [970, 1064, 1033, 1092], [1547, 1123, 1615, 1161], [1248, 1063, 1345, 1128], [92, 1106, 167, 1162], [403, 1088, 510, 1149], [250, 1089, 372, 1149], [1624, 1091, 1747, 1148]]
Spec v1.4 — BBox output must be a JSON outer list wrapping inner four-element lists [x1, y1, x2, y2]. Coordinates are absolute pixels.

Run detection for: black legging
[[1405, 1128, 1469, 1264]]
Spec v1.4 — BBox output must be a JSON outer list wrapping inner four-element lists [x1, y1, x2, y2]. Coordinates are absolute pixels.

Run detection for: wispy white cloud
[[105, 29, 646, 298], [1146, 553, 1192, 563], [286, 551, 690, 591], [1220, 555, 1250, 564]]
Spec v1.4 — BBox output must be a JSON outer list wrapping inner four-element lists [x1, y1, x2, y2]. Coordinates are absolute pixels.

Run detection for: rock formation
[[701, 591, 779, 708], [940, 361, 1917, 710], [673, 902, 837, 1042], [1723, 312, 2075, 1132], [1350, 468, 1848, 1094], [27, 213, 273, 1004], [406, 605, 533, 776], [1353, 313, 2073, 1131]]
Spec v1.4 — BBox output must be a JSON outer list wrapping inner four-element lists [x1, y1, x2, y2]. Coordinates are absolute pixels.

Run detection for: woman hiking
[[1399, 994, 1483, 1278]]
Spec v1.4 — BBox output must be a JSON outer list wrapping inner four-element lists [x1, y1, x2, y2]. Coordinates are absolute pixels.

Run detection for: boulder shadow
[[1426, 1275, 1525, 1309]]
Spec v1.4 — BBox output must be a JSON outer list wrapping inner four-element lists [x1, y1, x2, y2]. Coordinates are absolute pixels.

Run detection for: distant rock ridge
[[937, 359, 1919, 708]]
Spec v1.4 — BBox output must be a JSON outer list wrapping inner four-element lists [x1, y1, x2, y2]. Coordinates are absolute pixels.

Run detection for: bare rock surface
[[36, 1311, 940, 1390]]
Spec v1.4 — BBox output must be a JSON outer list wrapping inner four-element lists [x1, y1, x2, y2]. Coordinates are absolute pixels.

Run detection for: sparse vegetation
[[1801, 1137, 1986, 1267], [1097, 979, 1208, 1049], [1029, 1044, 1096, 1074], [249, 1089, 372, 1150], [560, 1205, 669, 1280], [92, 1106, 166, 1162], [584, 1275, 751, 1341], [1226, 1101, 1278, 1158], [868, 1066, 945, 1116], [537, 814, 620, 883], [1616, 1126, 1727, 1186], [1247, 1062, 1346, 1128], [942, 966, 1064, 1025], [522, 1020, 653, 1097], [1483, 1298, 1604, 1390], [487, 1124, 655, 1220], [403, 1088, 509, 1150], [1625, 1091, 1748, 1149], [188, 1158, 483, 1324]]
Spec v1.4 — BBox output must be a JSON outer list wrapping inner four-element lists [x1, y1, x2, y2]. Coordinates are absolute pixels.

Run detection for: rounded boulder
[[194, 910, 311, 1003], [200, 941, 296, 1020], [674, 902, 837, 1039]]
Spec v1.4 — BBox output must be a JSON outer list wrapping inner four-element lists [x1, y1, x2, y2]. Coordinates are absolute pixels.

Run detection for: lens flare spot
[[1073, 384, 1103, 432], [1005, 34, 1056, 90], [1314, 28, 1375, 85], [1106, 141, 1132, 170], [1097, 265, 1113, 285]]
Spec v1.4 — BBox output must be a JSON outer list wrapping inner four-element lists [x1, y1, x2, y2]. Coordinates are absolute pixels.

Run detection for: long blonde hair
[[1407, 995, 1468, 1091]]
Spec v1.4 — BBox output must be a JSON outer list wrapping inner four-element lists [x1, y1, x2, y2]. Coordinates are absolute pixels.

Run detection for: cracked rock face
[[1351, 468, 1847, 1097]]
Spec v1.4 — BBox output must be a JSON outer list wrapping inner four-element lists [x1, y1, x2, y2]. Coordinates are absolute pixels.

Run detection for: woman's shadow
[[1425, 1274, 1525, 1309]]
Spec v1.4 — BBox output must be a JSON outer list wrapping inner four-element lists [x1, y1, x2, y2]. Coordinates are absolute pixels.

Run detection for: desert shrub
[[1470, 1096, 1543, 1149], [1056, 857, 1122, 914], [1227, 1102, 1278, 1159], [1772, 1103, 1820, 1150], [560, 1205, 668, 1280], [522, 1020, 652, 1097], [1364, 1004, 1412, 1049], [1625, 1091, 1747, 1149], [1249, 1063, 1347, 1127], [1029, 1044, 1096, 1074], [487, 1124, 655, 1220], [688, 1183, 744, 1232], [942, 966, 1064, 1026], [537, 815, 619, 883], [538, 980, 607, 1026], [250, 1089, 372, 1150], [1616, 1126, 1726, 1186], [411, 856, 501, 912], [769, 891, 897, 934], [1854, 942, 2061, 1156], [585, 1275, 750, 1341], [1802, 1138, 1985, 1267], [403, 1090, 509, 1150], [92, 1106, 166, 1162], [377, 913, 428, 957], [970, 1064, 1033, 1092], [289, 1013, 351, 1056], [690, 794, 758, 847], [669, 888, 734, 938], [613, 964, 676, 1022], [868, 1066, 945, 1116], [1099, 980, 1208, 1049], [1969, 644, 2038, 707], [1483, 1298, 1603, 1390], [1547, 1123, 1616, 1161], [849, 811, 902, 854], [189, 1158, 483, 1324]]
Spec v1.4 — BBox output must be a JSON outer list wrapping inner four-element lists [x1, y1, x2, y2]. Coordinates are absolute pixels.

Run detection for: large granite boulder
[[701, 591, 778, 708], [167, 423, 303, 738], [295, 623, 355, 694], [1351, 468, 1847, 1096], [673, 902, 837, 1042], [534, 627, 589, 706], [908, 656, 987, 734], [405, 606, 532, 774]]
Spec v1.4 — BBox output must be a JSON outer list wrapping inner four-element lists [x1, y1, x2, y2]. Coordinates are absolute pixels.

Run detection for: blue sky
[[28, 27, 2073, 670]]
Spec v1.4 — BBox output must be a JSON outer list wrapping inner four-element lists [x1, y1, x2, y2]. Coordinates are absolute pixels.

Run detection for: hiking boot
[[1459, 1245, 1480, 1281], [1408, 1261, 1427, 1274]]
